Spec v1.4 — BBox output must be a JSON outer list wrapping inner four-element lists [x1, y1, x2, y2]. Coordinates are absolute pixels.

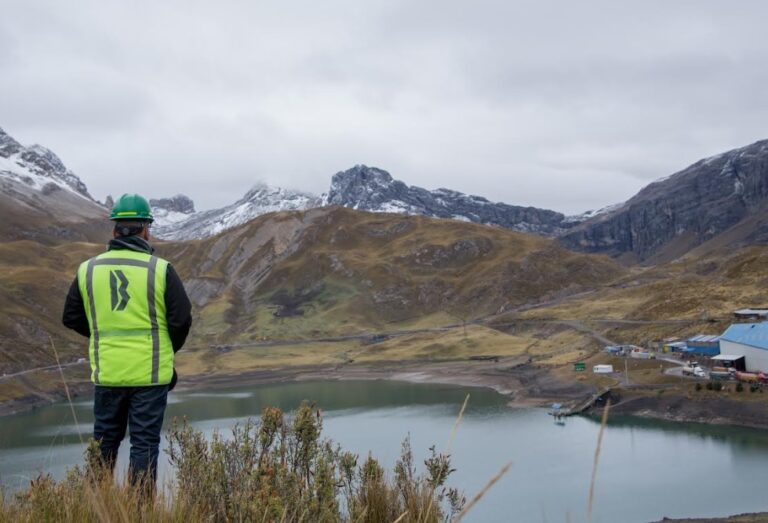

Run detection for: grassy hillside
[[0, 241, 102, 373], [164, 206, 625, 347], [0, 207, 623, 375]]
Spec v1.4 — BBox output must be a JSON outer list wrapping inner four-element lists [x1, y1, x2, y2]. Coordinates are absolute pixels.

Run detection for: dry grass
[[353, 325, 532, 363]]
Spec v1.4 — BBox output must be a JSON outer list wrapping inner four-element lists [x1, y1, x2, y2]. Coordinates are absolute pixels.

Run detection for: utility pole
[[625, 356, 630, 386]]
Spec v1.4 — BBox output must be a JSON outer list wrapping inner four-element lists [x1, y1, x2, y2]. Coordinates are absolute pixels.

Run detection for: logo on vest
[[109, 270, 130, 311]]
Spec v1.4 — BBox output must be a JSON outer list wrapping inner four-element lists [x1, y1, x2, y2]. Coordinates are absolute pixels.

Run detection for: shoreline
[[4, 358, 768, 430]]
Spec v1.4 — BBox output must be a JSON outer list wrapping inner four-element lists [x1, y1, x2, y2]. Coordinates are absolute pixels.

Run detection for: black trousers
[[93, 384, 169, 487]]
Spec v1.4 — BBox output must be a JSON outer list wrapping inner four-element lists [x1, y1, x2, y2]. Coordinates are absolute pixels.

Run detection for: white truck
[[682, 365, 706, 378]]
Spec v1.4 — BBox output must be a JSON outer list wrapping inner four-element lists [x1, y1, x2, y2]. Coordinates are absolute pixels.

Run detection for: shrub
[[713, 382, 723, 392], [2, 402, 465, 523], [706, 382, 714, 391], [695, 383, 702, 392], [736, 382, 744, 393]]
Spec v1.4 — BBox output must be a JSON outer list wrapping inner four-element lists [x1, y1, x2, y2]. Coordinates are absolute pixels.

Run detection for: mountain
[[150, 194, 197, 228], [162, 206, 624, 345], [560, 140, 768, 263], [324, 165, 573, 235], [0, 127, 107, 243], [0, 206, 624, 377], [151, 165, 585, 241], [152, 183, 321, 240]]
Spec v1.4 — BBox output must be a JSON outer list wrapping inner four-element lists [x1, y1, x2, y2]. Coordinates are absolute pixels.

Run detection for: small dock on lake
[[549, 388, 612, 418]]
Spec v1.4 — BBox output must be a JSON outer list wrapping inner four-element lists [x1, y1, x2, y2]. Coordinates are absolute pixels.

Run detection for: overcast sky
[[1, 1, 766, 215]]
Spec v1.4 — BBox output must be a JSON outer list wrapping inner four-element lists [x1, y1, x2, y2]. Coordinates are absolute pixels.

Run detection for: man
[[62, 193, 192, 489]]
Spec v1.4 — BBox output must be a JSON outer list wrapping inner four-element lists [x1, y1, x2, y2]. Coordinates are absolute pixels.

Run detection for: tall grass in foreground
[[0, 402, 467, 522]]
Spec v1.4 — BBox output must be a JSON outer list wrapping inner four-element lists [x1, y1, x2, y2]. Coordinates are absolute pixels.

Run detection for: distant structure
[[684, 335, 720, 356], [733, 309, 768, 321], [719, 322, 768, 372]]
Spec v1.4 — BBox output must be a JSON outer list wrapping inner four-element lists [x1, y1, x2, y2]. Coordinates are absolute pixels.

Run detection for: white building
[[719, 322, 768, 373]]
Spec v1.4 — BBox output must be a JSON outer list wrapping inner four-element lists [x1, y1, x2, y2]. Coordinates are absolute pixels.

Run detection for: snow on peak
[[152, 183, 322, 241], [563, 202, 626, 224], [0, 127, 93, 201]]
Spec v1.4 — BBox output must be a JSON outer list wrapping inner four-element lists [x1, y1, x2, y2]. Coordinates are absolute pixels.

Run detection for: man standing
[[62, 193, 192, 490]]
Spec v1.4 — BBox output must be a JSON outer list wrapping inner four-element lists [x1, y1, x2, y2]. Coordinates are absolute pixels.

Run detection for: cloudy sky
[[1, 1, 766, 215]]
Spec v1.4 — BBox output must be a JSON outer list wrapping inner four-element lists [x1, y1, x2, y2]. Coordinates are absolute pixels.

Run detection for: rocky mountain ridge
[[323, 165, 575, 235], [154, 165, 585, 241], [0, 127, 106, 243], [560, 139, 768, 262], [151, 183, 321, 240], [5, 123, 768, 264]]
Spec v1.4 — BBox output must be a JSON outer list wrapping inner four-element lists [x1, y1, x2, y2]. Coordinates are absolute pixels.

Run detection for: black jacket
[[62, 236, 192, 353]]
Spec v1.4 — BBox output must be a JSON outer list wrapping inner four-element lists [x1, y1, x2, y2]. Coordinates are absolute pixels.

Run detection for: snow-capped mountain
[[324, 165, 573, 235], [152, 165, 592, 241], [152, 183, 321, 241], [0, 126, 107, 242], [150, 195, 196, 228], [0, 127, 93, 201]]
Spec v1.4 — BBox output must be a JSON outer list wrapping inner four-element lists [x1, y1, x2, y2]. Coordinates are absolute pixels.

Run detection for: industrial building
[[733, 309, 768, 321], [719, 322, 768, 373], [684, 335, 720, 356]]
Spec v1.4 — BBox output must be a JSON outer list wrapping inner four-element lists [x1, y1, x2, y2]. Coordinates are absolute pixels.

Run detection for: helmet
[[110, 193, 154, 222]]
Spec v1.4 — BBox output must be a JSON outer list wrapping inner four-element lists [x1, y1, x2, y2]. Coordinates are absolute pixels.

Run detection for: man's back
[[76, 248, 174, 386], [62, 194, 191, 490]]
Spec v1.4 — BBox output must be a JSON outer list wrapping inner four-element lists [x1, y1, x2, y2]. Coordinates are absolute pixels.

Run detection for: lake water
[[2, 380, 768, 523]]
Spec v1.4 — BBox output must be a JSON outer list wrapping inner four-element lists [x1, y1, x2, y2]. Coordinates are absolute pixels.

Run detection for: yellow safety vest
[[77, 250, 173, 386]]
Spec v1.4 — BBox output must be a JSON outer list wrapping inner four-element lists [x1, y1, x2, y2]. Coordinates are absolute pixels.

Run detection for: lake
[[2, 380, 768, 522]]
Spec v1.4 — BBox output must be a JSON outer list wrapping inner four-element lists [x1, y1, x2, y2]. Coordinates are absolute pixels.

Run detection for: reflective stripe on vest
[[77, 251, 172, 386]]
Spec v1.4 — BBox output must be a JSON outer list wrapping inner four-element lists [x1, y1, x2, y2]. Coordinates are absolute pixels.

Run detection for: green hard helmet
[[110, 193, 154, 222]]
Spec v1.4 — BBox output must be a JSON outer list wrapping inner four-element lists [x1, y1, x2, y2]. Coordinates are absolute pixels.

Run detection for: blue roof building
[[685, 335, 720, 356], [719, 322, 768, 372]]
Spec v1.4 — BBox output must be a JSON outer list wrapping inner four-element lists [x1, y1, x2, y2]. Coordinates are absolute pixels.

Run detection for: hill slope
[[163, 206, 624, 346], [0, 207, 625, 374]]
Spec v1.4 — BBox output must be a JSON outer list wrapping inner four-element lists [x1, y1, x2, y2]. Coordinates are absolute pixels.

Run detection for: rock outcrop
[[151, 194, 195, 215], [560, 140, 768, 262], [324, 165, 573, 235]]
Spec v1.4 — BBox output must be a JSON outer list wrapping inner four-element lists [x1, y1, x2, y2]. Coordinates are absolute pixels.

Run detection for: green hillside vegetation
[[165, 207, 625, 347]]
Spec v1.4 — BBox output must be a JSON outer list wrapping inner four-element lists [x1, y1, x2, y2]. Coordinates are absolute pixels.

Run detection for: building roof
[[687, 335, 720, 343], [734, 308, 768, 316], [721, 322, 768, 351], [712, 354, 745, 361]]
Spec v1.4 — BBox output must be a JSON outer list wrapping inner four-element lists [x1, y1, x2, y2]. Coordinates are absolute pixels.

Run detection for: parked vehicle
[[683, 365, 706, 378], [736, 371, 760, 383]]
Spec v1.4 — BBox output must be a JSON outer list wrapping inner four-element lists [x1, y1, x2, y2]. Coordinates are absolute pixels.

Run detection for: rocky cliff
[[560, 140, 768, 262]]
